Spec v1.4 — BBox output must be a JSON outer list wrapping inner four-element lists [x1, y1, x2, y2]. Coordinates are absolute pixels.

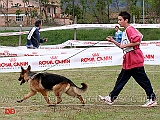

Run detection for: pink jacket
[[122, 26, 144, 70]]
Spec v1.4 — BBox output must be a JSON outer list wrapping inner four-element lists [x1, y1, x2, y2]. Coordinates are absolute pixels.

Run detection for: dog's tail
[[73, 83, 88, 95]]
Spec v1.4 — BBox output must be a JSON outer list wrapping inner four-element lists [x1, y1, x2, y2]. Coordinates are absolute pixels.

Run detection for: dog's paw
[[82, 103, 85, 106], [17, 100, 23, 103], [48, 104, 56, 107]]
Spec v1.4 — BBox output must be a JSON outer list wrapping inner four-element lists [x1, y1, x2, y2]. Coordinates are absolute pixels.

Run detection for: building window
[[54, 7, 56, 14], [47, 7, 50, 13], [16, 16, 23, 21]]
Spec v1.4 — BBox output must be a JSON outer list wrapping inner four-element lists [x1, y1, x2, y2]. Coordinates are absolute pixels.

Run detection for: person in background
[[113, 25, 123, 43], [26, 20, 48, 49], [99, 11, 157, 107]]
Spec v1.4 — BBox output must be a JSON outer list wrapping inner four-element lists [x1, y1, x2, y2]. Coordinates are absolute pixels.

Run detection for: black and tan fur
[[17, 65, 88, 106]]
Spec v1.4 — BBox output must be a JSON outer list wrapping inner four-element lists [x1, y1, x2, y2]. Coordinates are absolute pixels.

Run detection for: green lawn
[[0, 65, 159, 120], [0, 28, 160, 46]]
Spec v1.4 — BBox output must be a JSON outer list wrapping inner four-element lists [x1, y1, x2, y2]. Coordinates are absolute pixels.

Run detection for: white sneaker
[[142, 99, 157, 107], [99, 95, 113, 105]]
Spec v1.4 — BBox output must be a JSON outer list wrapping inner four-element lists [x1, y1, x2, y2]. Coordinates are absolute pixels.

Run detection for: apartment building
[[0, 0, 71, 26]]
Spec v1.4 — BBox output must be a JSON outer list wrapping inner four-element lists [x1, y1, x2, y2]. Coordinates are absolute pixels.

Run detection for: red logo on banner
[[39, 59, 70, 65], [4, 108, 16, 114], [145, 54, 154, 59], [50, 56, 58, 59], [61, 52, 67, 54], [0, 57, 28, 68], [150, 41, 160, 44], [4, 50, 9, 53], [9, 58, 17, 62], [156, 43, 160, 46], [0, 50, 18, 57], [81, 55, 112, 63], [141, 43, 148, 46], [92, 53, 100, 57], [84, 42, 96, 44], [32, 52, 38, 54], [24, 52, 39, 56]]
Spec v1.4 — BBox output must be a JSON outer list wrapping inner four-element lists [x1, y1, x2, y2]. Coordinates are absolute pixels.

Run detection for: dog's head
[[18, 65, 31, 85]]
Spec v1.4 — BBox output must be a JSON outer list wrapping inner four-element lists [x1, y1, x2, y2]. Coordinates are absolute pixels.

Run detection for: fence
[[0, 23, 160, 46]]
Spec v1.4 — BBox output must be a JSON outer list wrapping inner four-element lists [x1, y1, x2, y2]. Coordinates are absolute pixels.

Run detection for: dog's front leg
[[17, 90, 36, 103]]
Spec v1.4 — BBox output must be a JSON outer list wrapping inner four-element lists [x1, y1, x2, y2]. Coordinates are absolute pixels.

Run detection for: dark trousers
[[109, 67, 156, 101]]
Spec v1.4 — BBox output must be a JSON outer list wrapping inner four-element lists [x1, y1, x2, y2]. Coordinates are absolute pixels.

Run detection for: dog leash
[[30, 40, 104, 79]]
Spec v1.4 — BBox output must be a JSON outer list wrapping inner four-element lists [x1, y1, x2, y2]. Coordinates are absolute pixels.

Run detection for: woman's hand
[[106, 36, 115, 42], [44, 38, 48, 42], [106, 36, 121, 48], [119, 44, 125, 49]]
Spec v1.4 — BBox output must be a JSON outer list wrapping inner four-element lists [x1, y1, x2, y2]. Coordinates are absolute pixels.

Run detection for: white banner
[[0, 24, 160, 36], [0, 47, 160, 73], [0, 40, 160, 57], [0, 46, 120, 57], [63, 40, 160, 47], [0, 49, 122, 73]]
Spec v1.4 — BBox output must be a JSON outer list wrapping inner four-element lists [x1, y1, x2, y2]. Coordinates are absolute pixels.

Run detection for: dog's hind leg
[[66, 88, 85, 105], [53, 88, 63, 104], [53, 83, 70, 104], [76, 94, 85, 105], [17, 90, 36, 103]]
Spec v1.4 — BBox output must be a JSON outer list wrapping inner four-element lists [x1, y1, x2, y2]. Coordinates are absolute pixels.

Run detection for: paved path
[[0, 26, 50, 31]]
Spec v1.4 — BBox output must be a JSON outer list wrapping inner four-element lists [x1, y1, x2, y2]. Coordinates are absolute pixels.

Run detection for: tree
[[147, 0, 160, 23], [86, 0, 112, 23], [79, 0, 87, 23], [22, 0, 29, 25], [105, 0, 112, 23], [112, 0, 121, 11], [16, 9, 22, 16], [30, 9, 38, 19], [61, 0, 74, 19], [61, 0, 83, 22], [60, 0, 160, 24], [39, 0, 50, 22]]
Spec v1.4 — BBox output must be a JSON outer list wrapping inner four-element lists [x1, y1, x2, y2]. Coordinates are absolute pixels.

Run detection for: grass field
[[1, 28, 160, 46], [0, 65, 159, 120]]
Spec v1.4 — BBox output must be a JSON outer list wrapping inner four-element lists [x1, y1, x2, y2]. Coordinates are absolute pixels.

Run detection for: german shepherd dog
[[17, 65, 88, 106]]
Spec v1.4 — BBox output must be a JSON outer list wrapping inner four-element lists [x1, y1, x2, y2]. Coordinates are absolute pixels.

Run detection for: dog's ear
[[20, 66, 26, 75], [27, 65, 31, 71], [21, 66, 24, 72]]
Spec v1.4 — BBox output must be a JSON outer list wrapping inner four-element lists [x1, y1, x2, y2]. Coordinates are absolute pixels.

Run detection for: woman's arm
[[119, 42, 140, 49], [106, 36, 121, 48], [106, 36, 140, 49]]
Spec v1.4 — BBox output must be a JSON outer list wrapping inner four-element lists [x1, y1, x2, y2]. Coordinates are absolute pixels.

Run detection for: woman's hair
[[35, 20, 41, 27], [119, 11, 131, 23], [115, 25, 119, 28]]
